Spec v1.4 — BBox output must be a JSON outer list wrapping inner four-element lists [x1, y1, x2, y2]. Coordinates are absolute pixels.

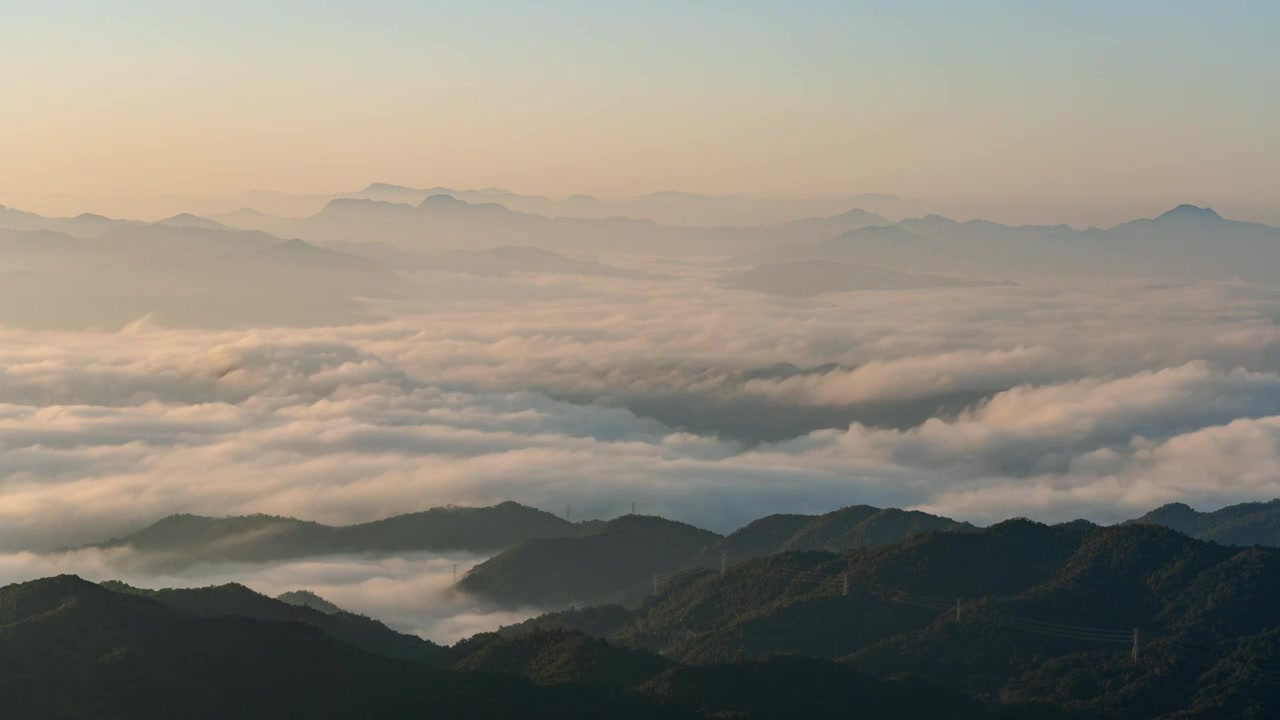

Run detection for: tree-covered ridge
[[276, 589, 342, 614], [459, 514, 723, 607], [101, 580, 449, 665], [89, 501, 577, 569], [0, 575, 1002, 719], [501, 521, 1280, 719], [0, 576, 676, 719], [688, 505, 975, 568], [1129, 499, 1280, 547], [460, 504, 976, 608]]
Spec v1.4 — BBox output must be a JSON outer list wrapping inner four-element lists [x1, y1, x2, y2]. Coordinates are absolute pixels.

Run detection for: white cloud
[[5, 277, 1280, 635], [0, 547, 536, 644]]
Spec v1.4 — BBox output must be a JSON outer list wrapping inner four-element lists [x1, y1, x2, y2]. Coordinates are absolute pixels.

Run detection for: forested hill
[[502, 520, 1280, 719], [459, 515, 722, 607], [0, 576, 668, 719], [101, 580, 448, 665], [688, 505, 975, 567], [89, 501, 576, 569], [1128, 499, 1280, 547], [461, 505, 975, 608], [83, 497, 1280, 581], [11, 509, 1280, 717], [0, 575, 1000, 719]]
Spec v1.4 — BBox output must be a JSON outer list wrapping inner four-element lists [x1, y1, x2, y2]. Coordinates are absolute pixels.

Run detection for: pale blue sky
[[2, 1, 1278, 222]]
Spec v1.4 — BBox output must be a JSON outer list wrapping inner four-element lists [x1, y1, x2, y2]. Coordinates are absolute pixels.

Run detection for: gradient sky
[[3, 0, 1278, 222]]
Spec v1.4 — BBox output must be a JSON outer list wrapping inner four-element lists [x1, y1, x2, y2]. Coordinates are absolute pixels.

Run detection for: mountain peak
[[1156, 204, 1222, 221], [419, 193, 465, 207]]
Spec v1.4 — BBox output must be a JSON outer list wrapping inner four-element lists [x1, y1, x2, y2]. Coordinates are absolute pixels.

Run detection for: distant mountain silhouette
[[727, 204, 1280, 284], [0, 213, 403, 329], [157, 213, 233, 231], [0, 204, 140, 238], [451, 630, 987, 719], [333, 183, 913, 226], [1154, 204, 1224, 221], [429, 246, 656, 279], [718, 260, 1005, 297], [223, 196, 906, 257]]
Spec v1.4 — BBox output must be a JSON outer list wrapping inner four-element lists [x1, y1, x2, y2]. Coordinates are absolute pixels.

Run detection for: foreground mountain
[[0, 576, 674, 719], [503, 520, 1280, 718], [15, 505, 1280, 717], [91, 502, 577, 570], [1128, 499, 1280, 546], [101, 580, 448, 665], [459, 515, 722, 607], [0, 575, 998, 719], [450, 630, 993, 720]]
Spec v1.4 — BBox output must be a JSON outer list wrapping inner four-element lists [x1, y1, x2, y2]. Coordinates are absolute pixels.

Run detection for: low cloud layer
[[0, 547, 533, 644], [4, 277, 1280, 553]]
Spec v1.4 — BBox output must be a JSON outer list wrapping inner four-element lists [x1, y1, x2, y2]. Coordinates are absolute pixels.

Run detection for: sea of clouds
[[5, 272, 1280, 639]]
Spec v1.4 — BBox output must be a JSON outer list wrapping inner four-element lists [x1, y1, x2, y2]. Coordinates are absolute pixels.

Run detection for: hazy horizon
[[5, 1, 1279, 226]]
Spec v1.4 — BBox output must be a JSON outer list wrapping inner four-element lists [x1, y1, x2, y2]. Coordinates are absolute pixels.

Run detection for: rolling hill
[[1128, 499, 1280, 547], [0, 575, 672, 719], [500, 520, 1280, 718], [0, 575, 999, 719], [459, 515, 722, 607], [90, 502, 578, 570]]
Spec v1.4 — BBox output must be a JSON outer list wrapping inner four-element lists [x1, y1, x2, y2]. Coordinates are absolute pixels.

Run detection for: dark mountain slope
[[102, 580, 448, 665], [1129, 499, 1280, 547], [0, 576, 669, 720], [783, 505, 975, 553], [0, 576, 1005, 719], [688, 505, 974, 568], [92, 501, 577, 569], [687, 513, 814, 567], [453, 629, 674, 690], [276, 589, 342, 614], [638, 655, 993, 720], [498, 521, 1280, 718], [450, 629, 996, 720], [459, 515, 722, 607]]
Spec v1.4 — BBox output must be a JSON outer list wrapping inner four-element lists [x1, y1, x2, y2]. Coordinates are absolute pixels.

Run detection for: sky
[[2, 1, 1279, 222]]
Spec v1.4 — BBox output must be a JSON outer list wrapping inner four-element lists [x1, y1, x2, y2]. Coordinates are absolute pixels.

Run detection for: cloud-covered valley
[[5, 256, 1280, 642], [5, 276, 1280, 552], [9, 199, 1280, 641]]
